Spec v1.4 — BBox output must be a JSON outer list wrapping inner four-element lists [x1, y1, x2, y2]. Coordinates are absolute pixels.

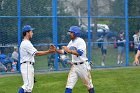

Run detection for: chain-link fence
[[0, 0, 140, 73]]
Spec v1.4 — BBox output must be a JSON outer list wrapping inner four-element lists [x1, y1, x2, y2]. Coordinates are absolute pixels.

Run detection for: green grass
[[0, 67, 140, 93]]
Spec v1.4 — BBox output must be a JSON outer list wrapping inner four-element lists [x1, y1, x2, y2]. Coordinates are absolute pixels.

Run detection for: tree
[[128, 0, 140, 34], [109, 0, 125, 32]]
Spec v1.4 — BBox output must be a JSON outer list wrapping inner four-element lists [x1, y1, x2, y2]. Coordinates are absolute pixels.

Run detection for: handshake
[[48, 44, 57, 53], [48, 44, 71, 54]]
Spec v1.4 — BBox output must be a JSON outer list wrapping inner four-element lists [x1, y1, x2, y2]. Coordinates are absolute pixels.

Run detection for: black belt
[[74, 62, 84, 65], [21, 61, 34, 65]]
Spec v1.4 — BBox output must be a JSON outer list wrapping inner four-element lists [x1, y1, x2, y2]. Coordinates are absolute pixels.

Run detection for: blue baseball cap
[[22, 25, 35, 32]]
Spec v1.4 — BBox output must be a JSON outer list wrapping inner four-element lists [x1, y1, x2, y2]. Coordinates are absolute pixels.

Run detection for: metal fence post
[[88, 0, 91, 62], [17, 0, 21, 72], [52, 0, 58, 70], [125, 0, 129, 66]]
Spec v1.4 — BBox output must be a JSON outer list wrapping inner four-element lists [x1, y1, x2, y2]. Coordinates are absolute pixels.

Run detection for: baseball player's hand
[[49, 45, 56, 53], [62, 46, 71, 53], [133, 59, 139, 66]]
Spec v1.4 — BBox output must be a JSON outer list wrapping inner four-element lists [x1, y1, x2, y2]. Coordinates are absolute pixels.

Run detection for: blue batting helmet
[[22, 25, 35, 32], [68, 26, 81, 37]]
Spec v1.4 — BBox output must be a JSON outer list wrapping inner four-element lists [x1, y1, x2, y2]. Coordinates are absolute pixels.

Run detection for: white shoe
[[101, 62, 105, 66], [117, 61, 120, 64]]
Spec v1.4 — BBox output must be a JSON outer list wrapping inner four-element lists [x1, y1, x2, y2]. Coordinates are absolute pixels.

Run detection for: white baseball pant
[[66, 62, 93, 90], [20, 62, 34, 92]]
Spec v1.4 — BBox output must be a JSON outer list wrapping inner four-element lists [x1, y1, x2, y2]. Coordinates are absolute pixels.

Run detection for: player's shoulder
[[20, 40, 32, 46], [77, 37, 85, 42], [78, 37, 84, 40]]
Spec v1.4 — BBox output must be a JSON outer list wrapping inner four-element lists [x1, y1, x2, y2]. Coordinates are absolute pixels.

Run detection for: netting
[[0, 0, 140, 72]]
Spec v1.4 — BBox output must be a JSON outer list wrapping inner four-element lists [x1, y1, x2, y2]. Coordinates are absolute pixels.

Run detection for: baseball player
[[134, 44, 140, 65], [18, 25, 55, 93], [56, 26, 95, 93]]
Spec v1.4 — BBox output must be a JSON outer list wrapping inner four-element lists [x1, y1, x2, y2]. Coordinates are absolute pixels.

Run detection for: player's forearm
[[56, 49, 64, 54], [135, 54, 139, 61], [56, 49, 78, 55], [67, 50, 79, 56], [68, 50, 79, 56], [35, 51, 51, 56]]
